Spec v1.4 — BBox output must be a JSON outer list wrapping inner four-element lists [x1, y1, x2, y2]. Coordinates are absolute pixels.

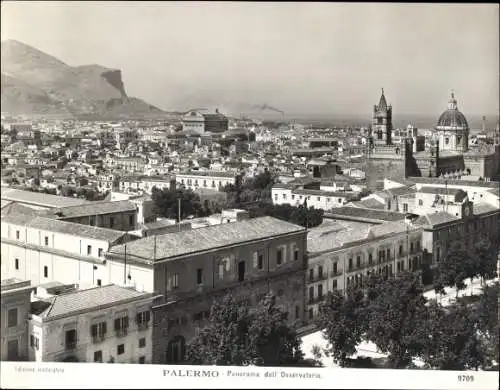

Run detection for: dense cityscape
[[1, 2, 499, 379]]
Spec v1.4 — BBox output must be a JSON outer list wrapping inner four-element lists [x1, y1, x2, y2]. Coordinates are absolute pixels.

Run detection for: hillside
[[1, 40, 165, 118]]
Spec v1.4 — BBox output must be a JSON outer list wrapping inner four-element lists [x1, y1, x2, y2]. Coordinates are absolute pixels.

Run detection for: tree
[[364, 272, 428, 368], [474, 239, 497, 285], [186, 295, 253, 366], [422, 301, 485, 370], [434, 241, 468, 298], [248, 295, 304, 366], [476, 282, 499, 367], [152, 186, 205, 220], [315, 289, 367, 367], [186, 293, 310, 367]]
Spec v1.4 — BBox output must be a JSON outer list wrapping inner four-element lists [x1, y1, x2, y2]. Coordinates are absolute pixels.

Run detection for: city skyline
[[1, 2, 499, 119]]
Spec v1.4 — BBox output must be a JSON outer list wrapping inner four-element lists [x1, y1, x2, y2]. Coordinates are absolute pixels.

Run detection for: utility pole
[[178, 198, 181, 231]]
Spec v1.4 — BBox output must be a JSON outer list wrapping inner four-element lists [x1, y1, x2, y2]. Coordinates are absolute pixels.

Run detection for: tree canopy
[[186, 293, 310, 367], [151, 186, 207, 220]]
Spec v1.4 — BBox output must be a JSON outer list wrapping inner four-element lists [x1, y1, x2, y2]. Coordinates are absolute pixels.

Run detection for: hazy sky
[[1, 2, 499, 118]]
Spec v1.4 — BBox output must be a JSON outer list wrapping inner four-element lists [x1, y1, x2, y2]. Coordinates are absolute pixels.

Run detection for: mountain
[[1, 40, 165, 118]]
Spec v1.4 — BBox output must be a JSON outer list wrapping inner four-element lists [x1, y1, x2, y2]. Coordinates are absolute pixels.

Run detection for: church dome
[[436, 92, 469, 129]]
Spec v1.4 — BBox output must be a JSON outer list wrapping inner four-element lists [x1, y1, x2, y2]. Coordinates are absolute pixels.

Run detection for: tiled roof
[[414, 212, 460, 227], [353, 198, 385, 209], [108, 216, 305, 262], [294, 188, 353, 198], [1, 210, 39, 226], [26, 217, 126, 243], [406, 177, 500, 189], [419, 186, 468, 202], [1, 188, 89, 208], [473, 202, 499, 215], [325, 207, 407, 222], [307, 222, 371, 252], [176, 170, 236, 178], [43, 200, 137, 219], [35, 284, 151, 319]]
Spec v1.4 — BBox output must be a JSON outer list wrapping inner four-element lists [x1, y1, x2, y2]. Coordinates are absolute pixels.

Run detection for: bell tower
[[428, 137, 440, 177], [372, 88, 393, 145]]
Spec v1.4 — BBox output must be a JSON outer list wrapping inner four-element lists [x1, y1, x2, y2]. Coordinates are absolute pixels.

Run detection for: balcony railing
[[65, 341, 77, 351], [308, 273, 328, 283], [115, 328, 128, 337], [92, 335, 105, 344], [330, 270, 343, 277]]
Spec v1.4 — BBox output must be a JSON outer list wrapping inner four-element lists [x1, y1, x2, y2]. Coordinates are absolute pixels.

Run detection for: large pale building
[[28, 284, 154, 363], [105, 216, 307, 364]]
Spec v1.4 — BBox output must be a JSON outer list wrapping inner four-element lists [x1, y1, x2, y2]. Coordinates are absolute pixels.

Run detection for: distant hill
[[1, 39, 165, 118]]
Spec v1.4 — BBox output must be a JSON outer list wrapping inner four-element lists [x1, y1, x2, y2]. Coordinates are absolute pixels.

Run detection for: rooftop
[[177, 170, 236, 178], [418, 186, 468, 202], [42, 200, 137, 219], [406, 177, 500, 189], [26, 217, 127, 243], [32, 284, 152, 320], [325, 207, 407, 222], [1, 187, 90, 208], [414, 212, 460, 227], [1, 278, 34, 293], [108, 216, 305, 262]]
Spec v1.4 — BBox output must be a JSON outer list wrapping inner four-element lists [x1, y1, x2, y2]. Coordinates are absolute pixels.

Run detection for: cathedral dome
[[436, 92, 469, 129]]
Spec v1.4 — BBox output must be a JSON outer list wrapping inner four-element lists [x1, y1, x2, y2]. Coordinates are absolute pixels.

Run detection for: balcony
[[92, 335, 105, 344], [65, 341, 77, 351], [115, 328, 128, 338], [137, 322, 149, 331], [308, 296, 326, 305], [330, 270, 343, 277], [308, 273, 328, 283]]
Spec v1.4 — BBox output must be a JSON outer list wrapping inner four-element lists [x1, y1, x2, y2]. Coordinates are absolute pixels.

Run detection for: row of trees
[[434, 239, 498, 298], [186, 294, 318, 367], [316, 271, 499, 370]]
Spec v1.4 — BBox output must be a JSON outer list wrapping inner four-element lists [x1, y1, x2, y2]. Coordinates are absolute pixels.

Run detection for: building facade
[[29, 284, 154, 363], [176, 171, 236, 192], [1, 278, 35, 361], [104, 216, 308, 364]]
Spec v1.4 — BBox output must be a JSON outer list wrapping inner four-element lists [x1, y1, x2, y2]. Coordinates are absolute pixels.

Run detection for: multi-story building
[[203, 110, 229, 133], [1, 278, 36, 361], [40, 201, 138, 231], [1, 213, 129, 289], [306, 219, 423, 319], [182, 109, 229, 134], [29, 284, 154, 363], [105, 216, 307, 364], [176, 171, 237, 192]]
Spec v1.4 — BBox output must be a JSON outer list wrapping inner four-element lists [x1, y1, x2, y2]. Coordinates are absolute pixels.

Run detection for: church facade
[[367, 90, 500, 181]]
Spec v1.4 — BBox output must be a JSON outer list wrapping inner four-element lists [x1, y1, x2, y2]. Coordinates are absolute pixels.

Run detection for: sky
[[1, 2, 499, 120]]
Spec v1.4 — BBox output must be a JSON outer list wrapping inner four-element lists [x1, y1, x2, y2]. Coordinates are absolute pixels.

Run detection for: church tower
[[372, 88, 393, 145], [428, 137, 440, 177]]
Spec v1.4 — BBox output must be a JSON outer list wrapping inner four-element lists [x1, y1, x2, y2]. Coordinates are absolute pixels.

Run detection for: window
[[317, 197, 321, 201], [139, 356, 146, 364], [16, 230, 20, 240], [97, 279, 102, 287], [110, 217, 114, 228], [139, 338, 146, 348], [333, 261, 338, 274], [44, 236, 49, 246], [136, 311, 151, 330], [276, 248, 283, 265], [399, 245, 403, 256], [416, 241, 421, 251], [238, 261, 245, 282], [403, 203, 408, 212], [368, 254, 373, 265], [44, 266, 48, 278], [90, 216, 96, 226], [308, 286, 314, 303], [114, 316, 129, 336], [274, 194, 278, 201], [356, 256, 361, 268], [386, 249, 390, 260], [309, 268, 314, 281], [196, 268, 203, 285], [295, 306, 300, 320], [348, 258, 353, 271], [291, 195, 295, 200], [318, 265, 323, 278], [278, 289, 284, 297], [94, 350, 103, 363], [308, 308, 313, 320], [30, 335, 39, 350], [91, 321, 107, 342], [98, 248, 103, 257], [7, 308, 18, 327], [317, 284, 323, 300], [117, 344, 125, 355], [129, 215, 134, 226], [258, 254, 264, 270], [410, 243, 414, 253], [87, 245, 92, 256], [332, 279, 338, 290], [65, 329, 77, 350], [15, 258, 19, 270], [294, 248, 299, 261], [445, 137, 449, 145]]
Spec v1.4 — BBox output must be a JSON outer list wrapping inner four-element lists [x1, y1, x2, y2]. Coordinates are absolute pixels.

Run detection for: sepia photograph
[[0, 2, 499, 389]]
